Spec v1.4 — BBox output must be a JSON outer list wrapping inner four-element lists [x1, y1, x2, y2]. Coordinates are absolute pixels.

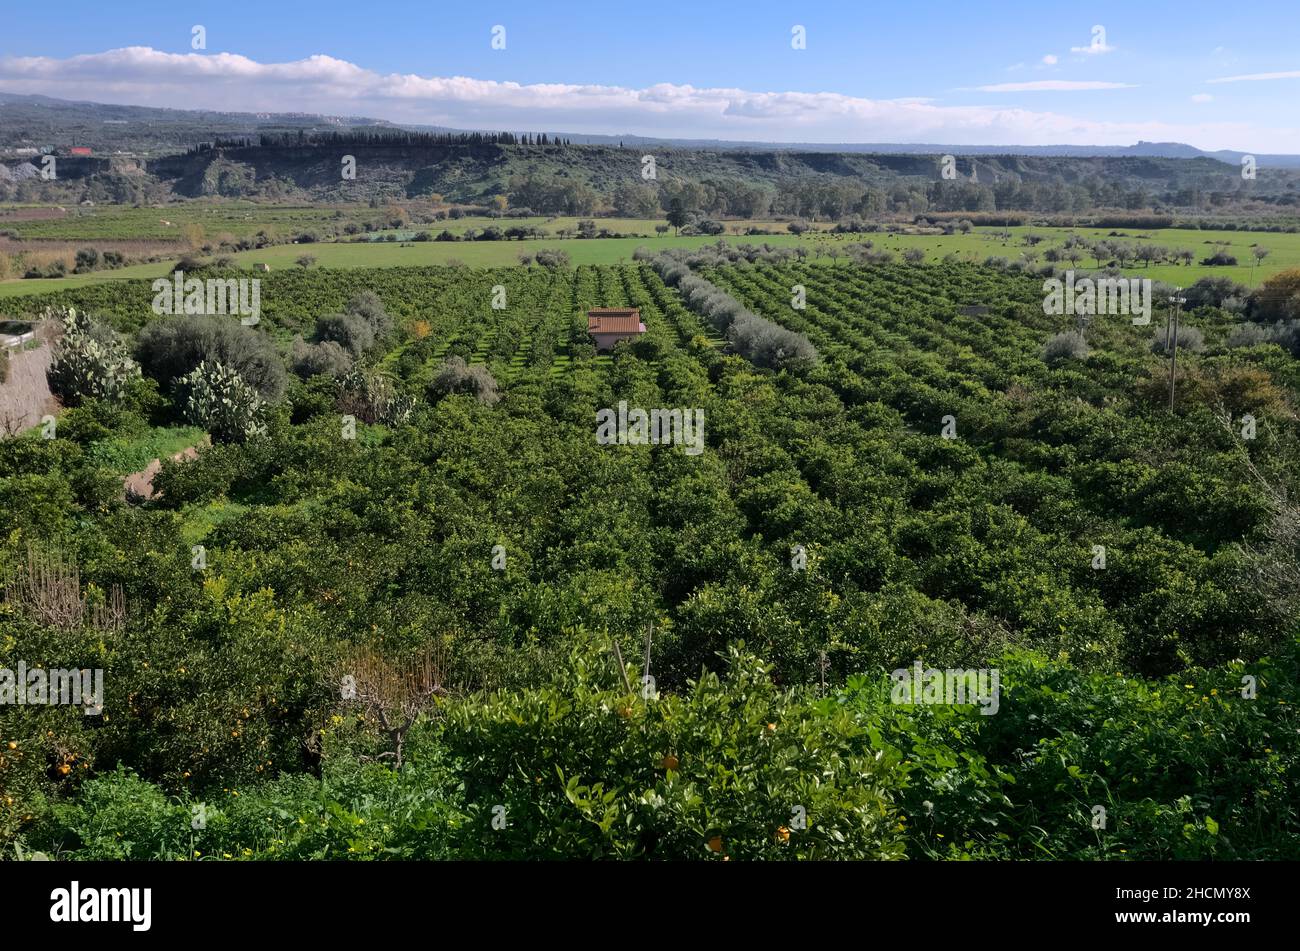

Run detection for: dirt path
[[123, 441, 206, 501]]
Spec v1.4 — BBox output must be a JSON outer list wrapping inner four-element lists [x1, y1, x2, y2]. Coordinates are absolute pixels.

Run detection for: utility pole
[[641, 622, 654, 698], [1167, 290, 1186, 411]]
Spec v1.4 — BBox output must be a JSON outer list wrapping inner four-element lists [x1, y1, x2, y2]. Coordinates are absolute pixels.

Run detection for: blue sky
[[2, 0, 1298, 150]]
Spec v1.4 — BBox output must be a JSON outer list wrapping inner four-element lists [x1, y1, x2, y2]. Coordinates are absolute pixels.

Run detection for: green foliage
[[314, 312, 374, 357], [1042, 330, 1090, 364], [439, 639, 905, 859], [177, 360, 268, 443], [16, 637, 1299, 860], [135, 315, 287, 399], [289, 336, 353, 378], [45, 306, 141, 406], [6, 260, 1300, 862], [336, 366, 415, 425], [427, 357, 499, 405]]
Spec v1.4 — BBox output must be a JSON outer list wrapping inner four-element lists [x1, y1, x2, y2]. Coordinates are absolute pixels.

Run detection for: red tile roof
[[587, 307, 644, 334]]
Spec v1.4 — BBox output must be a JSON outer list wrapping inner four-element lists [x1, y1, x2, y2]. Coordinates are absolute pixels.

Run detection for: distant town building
[[68, 147, 92, 156], [587, 307, 645, 351]]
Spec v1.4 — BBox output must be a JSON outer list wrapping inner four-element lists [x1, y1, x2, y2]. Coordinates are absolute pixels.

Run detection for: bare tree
[[4, 544, 125, 631], [339, 645, 448, 769], [0, 408, 26, 439]]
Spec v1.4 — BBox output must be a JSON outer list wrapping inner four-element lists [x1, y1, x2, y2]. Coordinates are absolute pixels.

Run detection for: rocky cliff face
[[147, 143, 512, 200]]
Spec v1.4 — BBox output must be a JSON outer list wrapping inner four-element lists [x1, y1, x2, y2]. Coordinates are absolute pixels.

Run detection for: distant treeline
[[188, 130, 575, 153]]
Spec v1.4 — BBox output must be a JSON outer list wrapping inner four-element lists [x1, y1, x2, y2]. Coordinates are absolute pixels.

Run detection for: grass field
[[0, 202, 373, 241], [2, 222, 1297, 302]]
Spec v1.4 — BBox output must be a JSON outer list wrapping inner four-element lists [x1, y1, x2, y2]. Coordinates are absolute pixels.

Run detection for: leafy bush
[[46, 307, 141, 406], [289, 336, 353, 378], [1226, 322, 1271, 348], [727, 312, 819, 370], [438, 641, 905, 860], [135, 316, 286, 399], [1251, 267, 1300, 321], [176, 360, 267, 443], [534, 248, 571, 268], [336, 366, 415, 424], [19, 639, 1299, 861], [345, 291, 394, 342], [1184, 276, 1249, 309], [1042, 331, 1090, 364], [1151, 325, 1205, 354], [644, 251, 817, 370], [428, 357, 500, 405], [314, 312, 374, 357]]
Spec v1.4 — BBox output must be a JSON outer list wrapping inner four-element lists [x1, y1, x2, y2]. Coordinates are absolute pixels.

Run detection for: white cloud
[[1190, 93, 1213, 103], [1070, 42, 1116, 55], [974, 81, 1136, 92], [0, 47, 1293, 150], [1208, 69, 1300, 84], [1041, 54, 1058, 65]]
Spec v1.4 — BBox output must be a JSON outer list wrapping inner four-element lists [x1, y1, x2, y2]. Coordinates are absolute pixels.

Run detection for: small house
[[587, 307, 645, 351]]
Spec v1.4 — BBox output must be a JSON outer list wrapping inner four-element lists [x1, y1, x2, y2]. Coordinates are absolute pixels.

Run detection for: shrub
[[46, 307, 141, 407], [727, 313, 819, 371], [135, 316, 286, 399], [314, 312, 375, 357], [1251, 267, 1300, 321], [1151, 325, 1205, 354], [428, 357, 500, 405], [1042, 331, 1090, 364], [74, 248, 100, 273], [1226, 323, 1271, 349], [176, 360, 267, 443], [644, 251, 817, 370], [534, 248, 571, 268], [346, 291, 394, 342], [336, 366, 415, 425], [439, 640, 906, 860], [289, 336, 353, 378], [1184, 276, 1249, 310]]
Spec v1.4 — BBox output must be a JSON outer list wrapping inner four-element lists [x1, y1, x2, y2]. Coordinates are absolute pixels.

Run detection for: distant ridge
[[3, 92, 1299, 167]]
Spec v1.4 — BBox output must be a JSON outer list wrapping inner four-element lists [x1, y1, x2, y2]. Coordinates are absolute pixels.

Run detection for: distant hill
[[2, 95, 1298, 214], [139, 136, 1278, 212], [467, 133, 1300, 169], [4, 93, 1299, 166], [0, 92, 398, 157]]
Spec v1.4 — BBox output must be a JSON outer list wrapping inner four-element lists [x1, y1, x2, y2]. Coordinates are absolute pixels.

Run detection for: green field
[[0, 202, 373, 241], [3, 222, 1298, 303]]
